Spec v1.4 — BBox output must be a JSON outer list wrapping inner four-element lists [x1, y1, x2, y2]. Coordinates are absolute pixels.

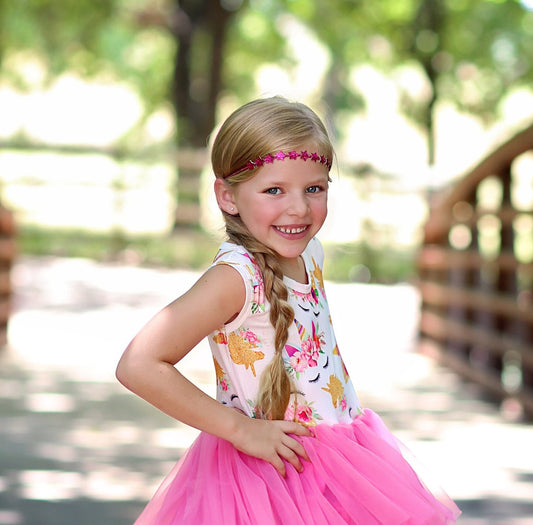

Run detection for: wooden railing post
[[0, 204, 16, 347]]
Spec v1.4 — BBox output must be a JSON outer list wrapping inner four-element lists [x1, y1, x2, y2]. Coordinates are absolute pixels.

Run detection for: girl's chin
[[273, 246, 309, 261]]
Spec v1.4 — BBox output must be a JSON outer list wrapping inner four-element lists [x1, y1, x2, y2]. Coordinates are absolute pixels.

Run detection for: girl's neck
[[279, 255, 308, 284]]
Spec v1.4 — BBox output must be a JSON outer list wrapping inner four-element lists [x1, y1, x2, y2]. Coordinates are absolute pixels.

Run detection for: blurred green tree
[[1, 0, 532, 223], [0, 0, 175, 135], [279, 0, 533, 164]]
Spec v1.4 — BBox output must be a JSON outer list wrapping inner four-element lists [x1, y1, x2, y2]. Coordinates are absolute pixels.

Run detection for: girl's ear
[[214, 178, 238, 215]]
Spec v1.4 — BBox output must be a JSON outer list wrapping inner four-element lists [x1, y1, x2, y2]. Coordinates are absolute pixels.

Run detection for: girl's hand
[[230, 416, 312, 477]]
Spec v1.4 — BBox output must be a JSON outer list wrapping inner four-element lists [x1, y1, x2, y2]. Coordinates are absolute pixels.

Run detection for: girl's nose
[[287, 192, 309, 216]]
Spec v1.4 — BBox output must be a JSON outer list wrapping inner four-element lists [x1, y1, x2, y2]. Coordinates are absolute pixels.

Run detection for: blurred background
[[0, 1, 532, 524]]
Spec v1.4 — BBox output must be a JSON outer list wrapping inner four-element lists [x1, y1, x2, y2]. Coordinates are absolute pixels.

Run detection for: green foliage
[[18, 225, 221, 269], [436, 0, 533, 117], [0, 0, 174, 112], [1, 0, 116, 81], [323, 241, 416, 284], [278, 0, 533, 125], [18, 225, 416, 282], [222, 5, 293, 100]]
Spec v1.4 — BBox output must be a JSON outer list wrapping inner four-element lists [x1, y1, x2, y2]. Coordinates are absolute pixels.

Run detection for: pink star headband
[[224, 150, 332, 179]]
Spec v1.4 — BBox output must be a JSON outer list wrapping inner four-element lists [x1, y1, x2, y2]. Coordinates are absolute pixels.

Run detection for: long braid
[[226, 217, 294, 420]]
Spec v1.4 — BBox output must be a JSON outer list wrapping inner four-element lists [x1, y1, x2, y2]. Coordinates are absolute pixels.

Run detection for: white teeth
[[276, 226, 306, 234]]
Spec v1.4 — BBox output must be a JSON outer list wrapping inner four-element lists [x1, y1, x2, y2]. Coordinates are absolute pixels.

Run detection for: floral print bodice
[[208, 238, 361, 426]]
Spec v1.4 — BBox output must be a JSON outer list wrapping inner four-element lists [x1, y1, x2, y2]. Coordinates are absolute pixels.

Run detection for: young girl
[[116, 96, 460, 524]]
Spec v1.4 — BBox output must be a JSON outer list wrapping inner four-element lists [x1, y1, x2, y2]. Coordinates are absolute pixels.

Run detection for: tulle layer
[[135, 409, 460, 524]]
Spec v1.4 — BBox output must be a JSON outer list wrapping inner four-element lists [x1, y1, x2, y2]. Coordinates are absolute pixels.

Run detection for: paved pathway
[[0, 256, 532, 524]]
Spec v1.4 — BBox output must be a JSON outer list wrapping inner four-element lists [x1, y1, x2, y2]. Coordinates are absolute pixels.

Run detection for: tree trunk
[[411, 0, 445, 167], [170, 0, 236, 230], [0, 0, 4, 70], [206, 0, 231, 142]]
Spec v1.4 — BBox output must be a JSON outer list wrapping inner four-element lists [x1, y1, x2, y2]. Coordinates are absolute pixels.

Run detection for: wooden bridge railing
[[418, 123, 533, 419]]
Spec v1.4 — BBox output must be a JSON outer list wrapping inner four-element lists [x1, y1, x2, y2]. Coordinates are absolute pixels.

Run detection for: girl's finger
[[292, 440, 310, 463], [271, 454, 286, 478], [278, 445, 304, 473], [282, 434, 310, 463], [280, 421, 312, 437]]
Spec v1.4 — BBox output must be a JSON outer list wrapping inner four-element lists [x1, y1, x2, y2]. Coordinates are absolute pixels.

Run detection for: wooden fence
[[418, 123, 533, 419]]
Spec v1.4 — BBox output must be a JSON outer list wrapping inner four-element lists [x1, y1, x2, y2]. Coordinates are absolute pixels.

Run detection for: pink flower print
[[243, 330, 259, 345], [340, 395, 347, 411], [290, 351, 309, 373], [301, 339, 319, 367], [252, 283, 264, 311], [284, 399, 320, 426], [220, 378, 229, 391], [300, 339, 312, 353], [297, 404, 313, 424], [299, 322, 324, 367]]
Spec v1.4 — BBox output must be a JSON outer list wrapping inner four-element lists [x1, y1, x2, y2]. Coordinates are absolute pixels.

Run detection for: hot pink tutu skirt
[[134, 409, 460, 524]]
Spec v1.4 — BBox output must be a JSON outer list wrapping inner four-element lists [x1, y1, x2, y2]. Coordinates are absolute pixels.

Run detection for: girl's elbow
[[115, 358, 127, 386], [115, 351, 140, 390], [115, 357, 130, 388]]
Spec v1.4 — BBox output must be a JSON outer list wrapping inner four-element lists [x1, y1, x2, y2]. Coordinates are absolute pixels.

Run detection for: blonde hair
[[211, 96, 333, 420]]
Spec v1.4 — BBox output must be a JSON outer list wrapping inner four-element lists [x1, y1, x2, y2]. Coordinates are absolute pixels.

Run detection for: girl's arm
[[116, 264, 310, 477]]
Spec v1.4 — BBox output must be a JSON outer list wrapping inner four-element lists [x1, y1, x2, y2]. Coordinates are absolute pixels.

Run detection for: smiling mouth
[[275, 226, 308, 234]]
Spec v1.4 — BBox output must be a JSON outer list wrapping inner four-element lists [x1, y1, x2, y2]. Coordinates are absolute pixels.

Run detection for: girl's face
[[230, 155, 329, 268]]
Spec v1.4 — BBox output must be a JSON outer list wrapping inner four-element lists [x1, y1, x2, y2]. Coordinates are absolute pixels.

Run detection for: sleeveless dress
[[134, 239, 461, 524]]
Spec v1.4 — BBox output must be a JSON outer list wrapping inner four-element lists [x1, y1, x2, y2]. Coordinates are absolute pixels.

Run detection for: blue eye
[[306, 185, 322, 194], [265, 187, 282, 195]]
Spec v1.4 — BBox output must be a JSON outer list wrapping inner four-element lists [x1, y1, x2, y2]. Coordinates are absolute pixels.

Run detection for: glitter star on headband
[[225, 150, 332, 178]]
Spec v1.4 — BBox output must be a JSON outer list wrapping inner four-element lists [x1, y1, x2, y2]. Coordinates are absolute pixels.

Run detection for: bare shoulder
[[191, 263, 246, 308], [171, 262, 246, 327]]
